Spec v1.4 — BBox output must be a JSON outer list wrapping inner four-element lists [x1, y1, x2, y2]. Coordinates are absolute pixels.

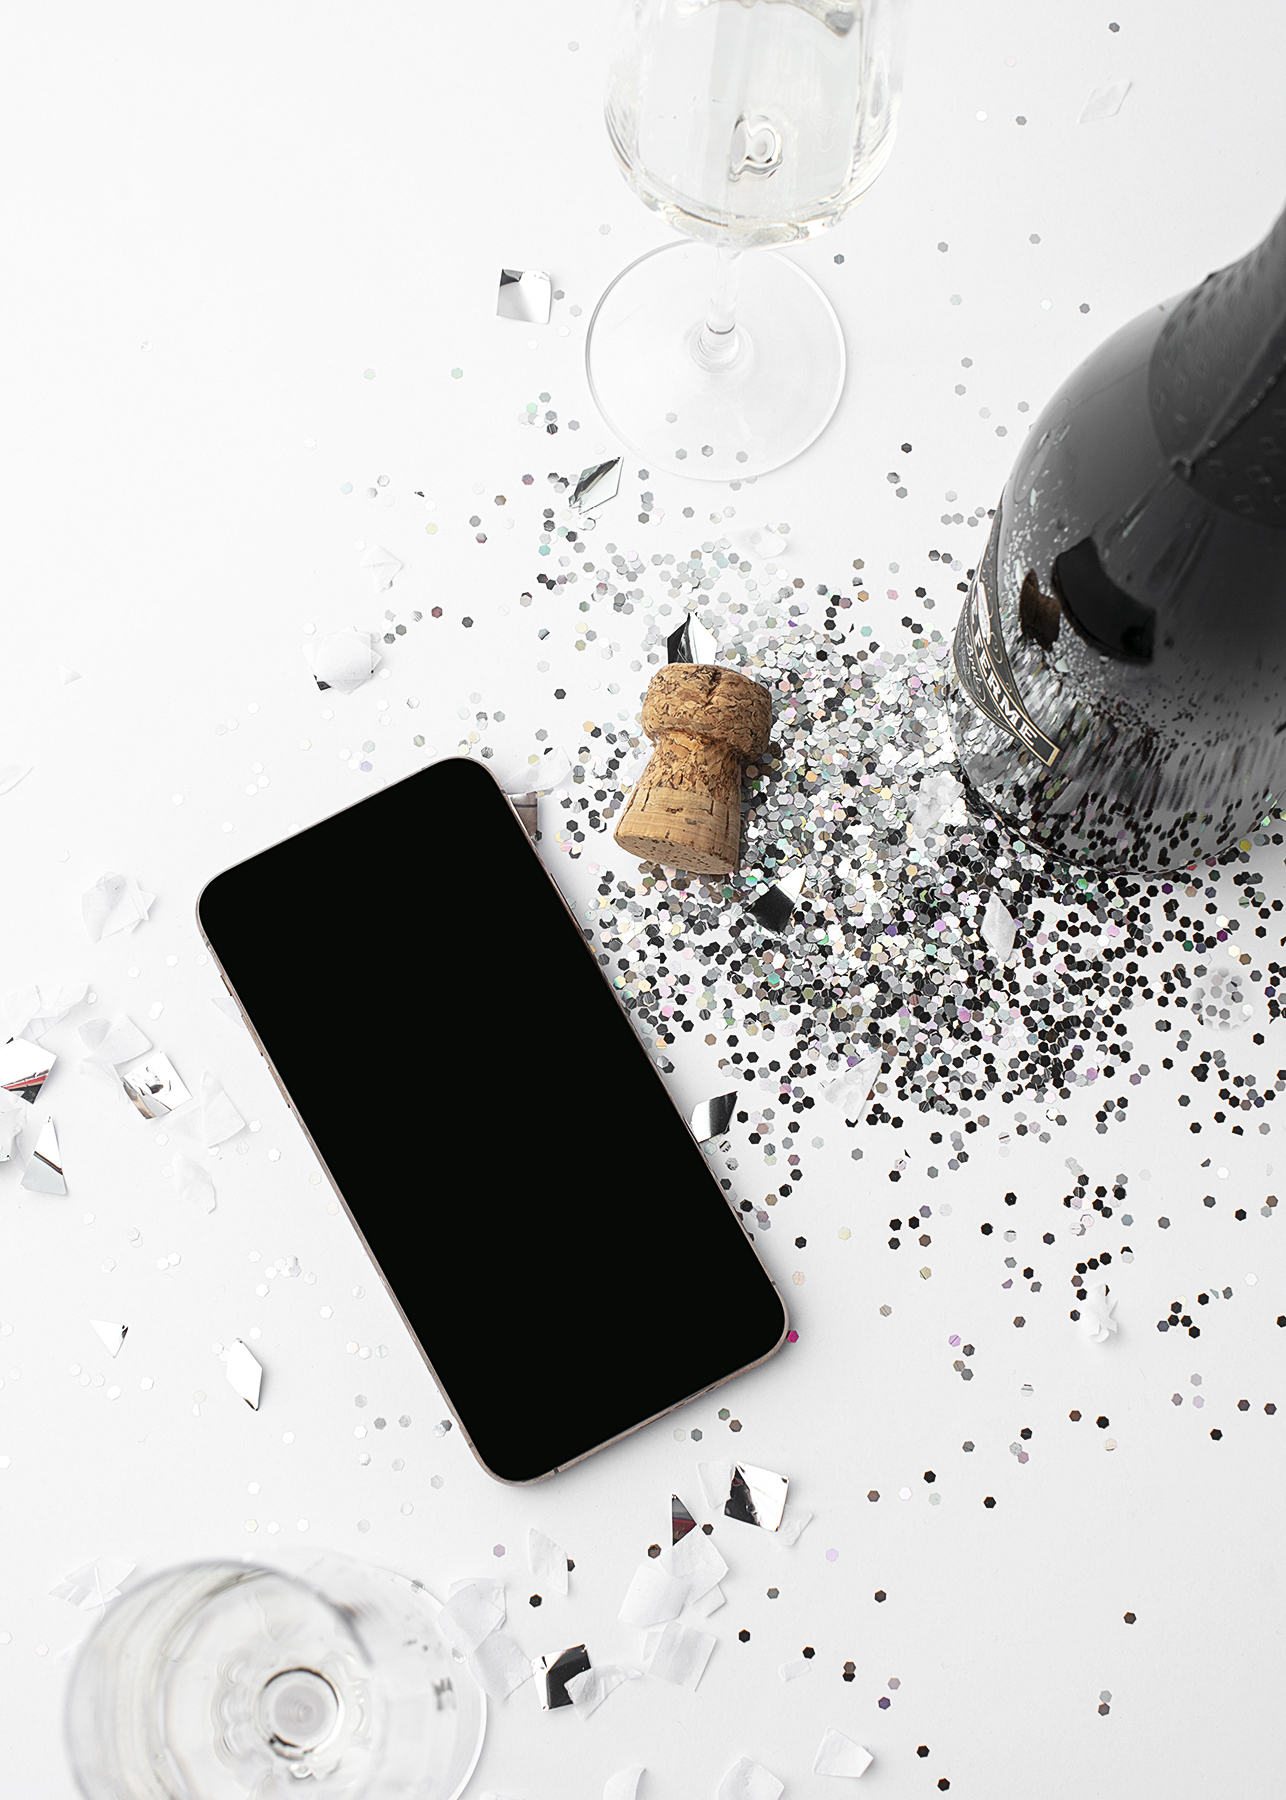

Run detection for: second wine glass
[[588, 0, 906, 480]]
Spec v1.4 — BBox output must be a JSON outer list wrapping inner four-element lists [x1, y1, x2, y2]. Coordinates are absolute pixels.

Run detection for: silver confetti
[[497, 267, 552, 325]]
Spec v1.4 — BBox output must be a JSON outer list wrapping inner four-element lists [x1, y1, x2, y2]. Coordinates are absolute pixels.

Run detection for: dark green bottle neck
[[1149, 202, 1286, 527]]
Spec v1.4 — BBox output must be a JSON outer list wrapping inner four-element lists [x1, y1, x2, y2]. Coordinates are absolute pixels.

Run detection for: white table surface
[[4, 3, 1286, 1796]]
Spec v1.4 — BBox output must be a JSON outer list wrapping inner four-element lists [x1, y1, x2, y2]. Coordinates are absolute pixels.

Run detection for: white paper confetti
[[910, 770, 964, 838], [199, 1071, 245, 1146], [78, 1014, 152, 1084], [225, 1338, 262, 1409], [981, 892, 1017, 962], [469, 1629, 532, 1702], [526, 746, 575, 793], [50, 1558, 135, 1611], [174, 1153, 216, 1214], [823, 1051, 885, 1123], [81, 872, 155, 942], [686, 1583, 725, 1618], [0, 1094, 24, 1161], [90, 1320, 127, 1358], [448, 1575, 506, 1621], [527, 1527, 569, 1596], [670, 1529, 727, 1606], [642, 1619, 715, 1689], [302, 628, 382, 696], [360, 544, 403, 590], [718, 1757, 784, 1800], [813, 1727, 873, 1778], [696, 1458, 734, 1512], [563, 1663, 641, 1720], [619, 1561, 688, 1627], [0, 762, 32, 797], [604, 1767, 646, 1800], [1081, 1283, 1119, 1343], [777, 1501, 814, 1546], [0, 981, 88, 1044], [779, 1656, 811, 1681], [1079, 77, 1132, 123], [60, 665, 80, 685], [435, 1584, 506, 1656]]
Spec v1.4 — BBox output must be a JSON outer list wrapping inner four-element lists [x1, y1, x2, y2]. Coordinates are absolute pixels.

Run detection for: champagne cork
[[614, 664, 772, 874]]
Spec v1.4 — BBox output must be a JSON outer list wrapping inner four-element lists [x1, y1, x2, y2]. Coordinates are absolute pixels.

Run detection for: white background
[[3, 3, 1286, 1796]]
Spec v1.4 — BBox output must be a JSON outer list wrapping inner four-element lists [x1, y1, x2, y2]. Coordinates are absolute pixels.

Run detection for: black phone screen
[[196, 756, 788, 1482]]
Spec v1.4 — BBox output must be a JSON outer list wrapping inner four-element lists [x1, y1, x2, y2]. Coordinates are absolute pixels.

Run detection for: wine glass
[[64, 1551, 485, 1800], [587, 0, 907, 481]]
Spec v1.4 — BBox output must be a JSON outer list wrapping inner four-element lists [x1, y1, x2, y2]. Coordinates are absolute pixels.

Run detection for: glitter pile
[[489, 458, 1286, 1192]]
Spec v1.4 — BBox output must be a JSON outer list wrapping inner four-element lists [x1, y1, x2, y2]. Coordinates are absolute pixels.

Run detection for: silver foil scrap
[[690, 1090, 738, 1143], [497, 268, 552, 324], [724, 1462, 789, 1532], [21, 1116, 66, 1195], [666, 613, 719, 666], [121, 1053, 191, 1119], [0, 1035, 56, 1105], [533, 1643, 591, 1710], [571, 458, 622, 513]]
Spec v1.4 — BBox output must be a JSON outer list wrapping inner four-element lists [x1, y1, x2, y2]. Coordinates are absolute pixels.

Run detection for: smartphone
[[196, 756, 789, 1483]]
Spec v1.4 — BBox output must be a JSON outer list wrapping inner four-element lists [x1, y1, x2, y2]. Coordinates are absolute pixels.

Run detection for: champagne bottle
[[947, 201, 1286, 874]]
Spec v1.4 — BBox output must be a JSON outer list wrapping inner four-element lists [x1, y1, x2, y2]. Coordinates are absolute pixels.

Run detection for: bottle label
[[953, 572, 1061, 767]]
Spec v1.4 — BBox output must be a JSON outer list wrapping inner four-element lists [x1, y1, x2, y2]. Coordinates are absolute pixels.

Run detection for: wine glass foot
[[585, 240, 845, 480]]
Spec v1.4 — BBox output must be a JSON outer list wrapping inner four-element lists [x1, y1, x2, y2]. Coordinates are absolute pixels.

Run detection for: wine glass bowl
[[588, 0, 906, 478], [64, 1553, 485, 1800], [605, 0, 901, 249]]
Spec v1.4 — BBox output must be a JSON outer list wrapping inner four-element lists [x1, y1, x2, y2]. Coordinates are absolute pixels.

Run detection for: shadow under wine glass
[[587, 0, 907, 481], [64, 1551, 485, 1800]]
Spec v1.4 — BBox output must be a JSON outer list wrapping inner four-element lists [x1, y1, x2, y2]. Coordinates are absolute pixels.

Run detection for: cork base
[[614, 784, 741, 874]]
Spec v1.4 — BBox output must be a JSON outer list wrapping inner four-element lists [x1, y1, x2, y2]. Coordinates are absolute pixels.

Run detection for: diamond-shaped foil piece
[[225, 1338, 263, 1410], [746, 866, 805, 935], [689, 1090, 738, 1143], [497, 268, 552, 325], [21, 1116, 66, 1194], [0, 1035, 56, 1105], [671, 1494, 698, 1545], [571, 458, 621, 513], [121, 1053, 191, 1119], [724, 1462, 789, 1532], [666, 613, 719, 665], [533, 1643, 591, 1710]]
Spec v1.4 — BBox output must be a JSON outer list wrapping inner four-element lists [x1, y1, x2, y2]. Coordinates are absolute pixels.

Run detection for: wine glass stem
[[694, 245, 743, 369]]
